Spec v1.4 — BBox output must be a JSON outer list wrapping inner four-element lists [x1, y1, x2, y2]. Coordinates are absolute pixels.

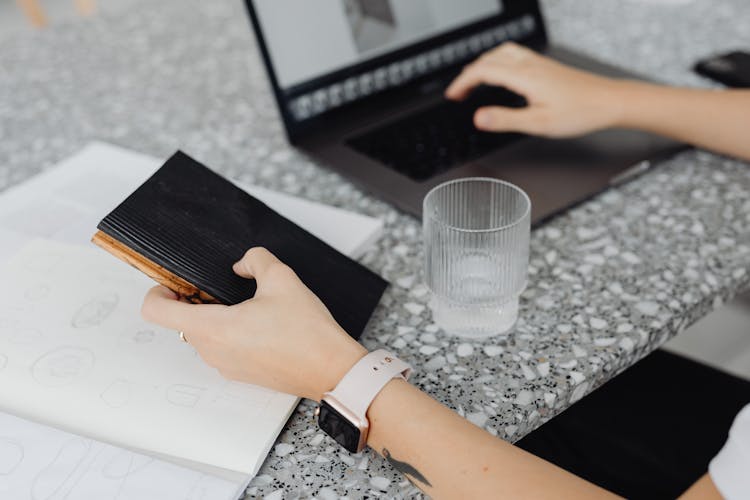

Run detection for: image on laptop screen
[[253, 0, 504, 90]]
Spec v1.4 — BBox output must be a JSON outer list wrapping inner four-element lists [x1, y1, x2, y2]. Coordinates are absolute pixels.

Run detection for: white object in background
[[0, 411, 241, 500], [0, 141, 383, 260]]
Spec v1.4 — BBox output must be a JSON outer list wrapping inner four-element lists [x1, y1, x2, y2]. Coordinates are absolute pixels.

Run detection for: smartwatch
[[315, 349, 411, 453]]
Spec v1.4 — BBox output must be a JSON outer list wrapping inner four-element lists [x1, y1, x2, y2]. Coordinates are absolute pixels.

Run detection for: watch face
[[317, 400, 361, 453]]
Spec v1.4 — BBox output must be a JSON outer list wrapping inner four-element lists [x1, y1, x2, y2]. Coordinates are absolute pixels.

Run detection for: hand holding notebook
[[94, 151, 388, 340], [141, 247, 369, 401], [0, 143, 387, 497]]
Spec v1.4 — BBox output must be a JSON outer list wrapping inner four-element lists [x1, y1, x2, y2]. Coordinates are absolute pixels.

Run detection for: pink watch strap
[[326, 349, 412, 420]]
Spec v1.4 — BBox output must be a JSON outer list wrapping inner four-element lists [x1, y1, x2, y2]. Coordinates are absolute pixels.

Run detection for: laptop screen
[[255, 1, 504, 89], [247, 0, 543, 131]]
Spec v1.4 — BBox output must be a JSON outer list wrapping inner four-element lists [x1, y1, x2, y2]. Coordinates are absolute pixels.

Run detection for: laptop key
[[347, 85, 527, 181]]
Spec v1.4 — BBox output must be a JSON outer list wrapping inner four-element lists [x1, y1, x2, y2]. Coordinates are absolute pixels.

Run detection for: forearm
[[612, 81, 750, 161], [366, 379, 618, 499]]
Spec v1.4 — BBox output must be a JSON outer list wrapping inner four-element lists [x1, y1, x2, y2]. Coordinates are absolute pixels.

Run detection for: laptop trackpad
[[474, 129, 681, 222]]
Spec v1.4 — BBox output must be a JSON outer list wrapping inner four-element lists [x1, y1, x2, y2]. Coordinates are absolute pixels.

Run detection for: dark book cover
[[93, 151, 387, 339]]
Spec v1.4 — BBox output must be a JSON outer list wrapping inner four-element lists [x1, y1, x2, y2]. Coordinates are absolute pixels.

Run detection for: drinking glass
[[423, 178, 530, 338]]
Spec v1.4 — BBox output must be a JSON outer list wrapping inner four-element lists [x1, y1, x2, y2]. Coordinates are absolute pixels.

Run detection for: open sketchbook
[[0, 143, 384, 497], [0, 240, 294, 493], [0, 411, 239, 499]]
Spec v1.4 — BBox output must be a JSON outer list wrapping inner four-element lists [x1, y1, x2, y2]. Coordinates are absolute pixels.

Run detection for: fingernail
[[476, 111, 491, 128]]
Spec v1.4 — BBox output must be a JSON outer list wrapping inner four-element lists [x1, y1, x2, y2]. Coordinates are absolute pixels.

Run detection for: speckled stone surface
[[1, 1, 749, 498]]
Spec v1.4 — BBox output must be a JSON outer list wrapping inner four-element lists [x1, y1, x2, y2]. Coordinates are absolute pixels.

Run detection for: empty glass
[[423, 178, 531, 338]]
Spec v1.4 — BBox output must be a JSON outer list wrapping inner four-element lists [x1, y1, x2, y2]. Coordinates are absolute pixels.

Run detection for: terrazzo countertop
[[1, 1, 749, 498]]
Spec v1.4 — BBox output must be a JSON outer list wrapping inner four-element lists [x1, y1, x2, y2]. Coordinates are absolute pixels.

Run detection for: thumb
[[474, 106, 547, 135], [232, 247, 283, 281], [233, 247, 298, 296]]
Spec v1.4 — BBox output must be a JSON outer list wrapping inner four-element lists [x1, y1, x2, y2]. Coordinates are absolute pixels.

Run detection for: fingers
[[233, 247, 300, 296], [232, 247, 283, 280], [445, 43, 533, 100], [474, 106, 547, 135], [141, 285, 227, 336], [446, 62, 513, 100]]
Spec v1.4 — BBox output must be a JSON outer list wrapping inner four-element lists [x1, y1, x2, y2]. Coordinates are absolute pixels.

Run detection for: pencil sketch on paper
[[132, 329, 156, 344], [31, 347, 95, 387], [24, 284, 50, 302], [0, 438, 24, 476], [212, 381, 274, 416], [71, 293, 119, 328], [101, 449, 153, 480], [0, 410, 241, 499], [31, 437, 91, 500], [100, 380, 132, 409], [0, 324, 16, 339], [119, 328, 156, 346], [186, 474, 236, 500], [166, 384, 206, 408], [5, 327, 43, 345]]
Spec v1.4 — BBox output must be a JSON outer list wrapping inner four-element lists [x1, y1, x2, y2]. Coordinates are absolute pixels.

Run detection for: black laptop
[[245, 0, 684, 223]]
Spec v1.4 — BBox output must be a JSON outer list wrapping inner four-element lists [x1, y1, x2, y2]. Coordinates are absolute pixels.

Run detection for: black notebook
[[93, 151, 387, 339]]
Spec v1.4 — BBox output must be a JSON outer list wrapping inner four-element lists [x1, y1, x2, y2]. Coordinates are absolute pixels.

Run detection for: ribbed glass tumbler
[[423, 178, 531, 339]]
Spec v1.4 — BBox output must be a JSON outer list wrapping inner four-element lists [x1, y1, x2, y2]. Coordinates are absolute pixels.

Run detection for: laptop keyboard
[[347, 86, 527, 181]]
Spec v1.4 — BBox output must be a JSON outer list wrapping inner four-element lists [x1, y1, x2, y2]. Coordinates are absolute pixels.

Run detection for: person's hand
[[141, 248, 367, 401], [445, 42, 625, 138]]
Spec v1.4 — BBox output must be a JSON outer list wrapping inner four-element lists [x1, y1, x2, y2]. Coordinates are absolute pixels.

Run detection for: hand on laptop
[[141, 247, 366, 401], [447, 42, 750, 161], [445, 42, 622, 138]]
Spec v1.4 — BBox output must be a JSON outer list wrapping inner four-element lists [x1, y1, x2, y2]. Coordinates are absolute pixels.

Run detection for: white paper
[[0, 143, 384, 495], [0, 240, 299, 476], [0, 142, 383, 259], [0, 411, 240, 500]]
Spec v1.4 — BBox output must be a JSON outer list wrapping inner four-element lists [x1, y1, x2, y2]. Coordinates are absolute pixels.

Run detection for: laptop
[[245, 0, 685, 223]]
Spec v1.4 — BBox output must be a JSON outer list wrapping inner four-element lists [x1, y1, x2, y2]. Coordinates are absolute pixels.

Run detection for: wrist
[[316, 350, 411, 453], [606, 78, 658, 130], [314, 329, 368, 401], [595, 77, 633, 129]]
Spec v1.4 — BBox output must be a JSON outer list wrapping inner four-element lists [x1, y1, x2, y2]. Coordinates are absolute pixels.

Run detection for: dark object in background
[[93, 151, 388, 340], [517, 350, 750, 498], [694, 51, 750, 88]]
